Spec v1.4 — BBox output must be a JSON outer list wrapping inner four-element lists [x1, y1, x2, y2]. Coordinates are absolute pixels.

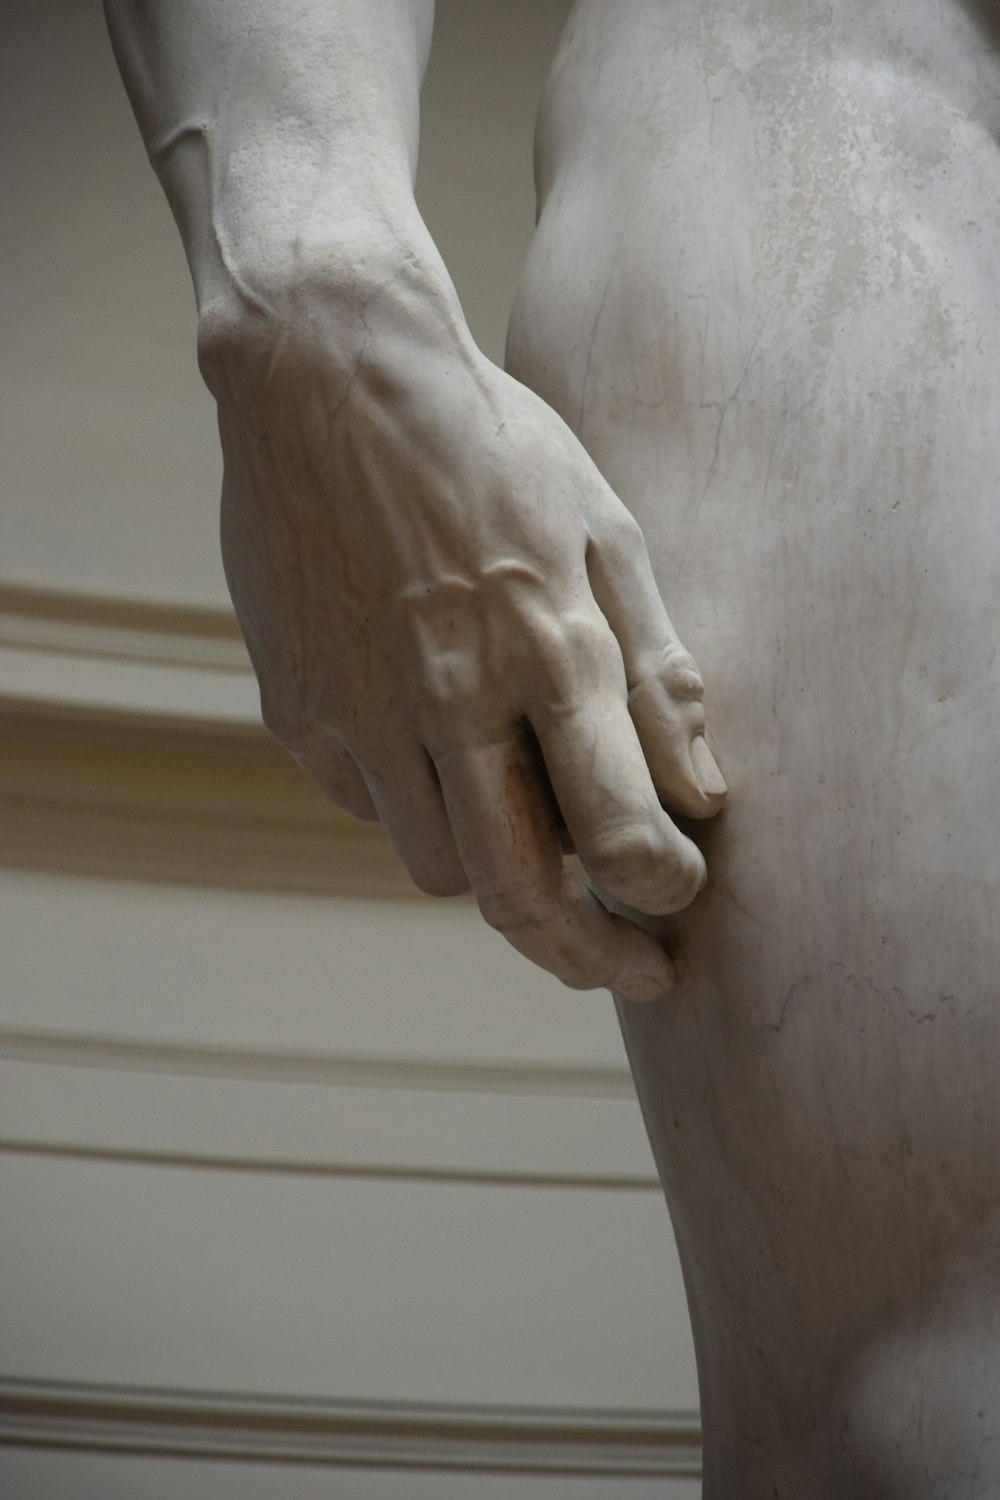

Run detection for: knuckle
[[523, 612, 574, 686], [343, 796, 380, 824], [195, 302, 247, 393], [661, 647, 705, 702], [593, 505, 645, 560], [527, 908, 603, 991], [551, 952, 603, 992], [262, 699, 310, 750], [553, 965, 598, 993], [258, 678, 319, 750], [565, 610, 617, 664], [663, 846, 708, 911], [532, 610, 621, 701], [582, 822, 667, 895], [582, 821, 704, 912], [614, 510, 647, 556], [416, 643, 483, 718], [478, 881, 551, 935], [410, 862, 471, 899], [479, 879, 610, 993]]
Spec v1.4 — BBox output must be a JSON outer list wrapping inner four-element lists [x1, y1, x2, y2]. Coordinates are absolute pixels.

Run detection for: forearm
[[104, 0, 449, 337]]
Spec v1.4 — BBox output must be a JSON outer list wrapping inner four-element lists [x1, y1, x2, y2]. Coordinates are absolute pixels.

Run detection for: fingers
[[434, 736, 675, 1003], [274, 694, 468, 893], [530, 692, 707, 916], [585, 508, 727, 820], [519, 602, 707, 913], [628, 669, 728, 819], [280, 722, 380, 822], [361, 744, 470, 897]]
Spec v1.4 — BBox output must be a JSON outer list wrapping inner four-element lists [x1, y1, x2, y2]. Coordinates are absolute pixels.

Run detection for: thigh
[[507, 29, 1000, 1475]]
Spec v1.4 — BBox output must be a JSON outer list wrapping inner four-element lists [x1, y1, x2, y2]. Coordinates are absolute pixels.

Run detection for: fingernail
[[691, 735, 728, 798], [616, 959, 675, 1004]]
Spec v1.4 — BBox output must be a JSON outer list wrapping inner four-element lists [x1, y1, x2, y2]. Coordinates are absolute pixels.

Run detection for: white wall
[[0, 2, 702, 1495]]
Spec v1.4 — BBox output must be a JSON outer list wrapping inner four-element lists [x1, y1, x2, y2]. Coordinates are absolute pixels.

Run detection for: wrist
[[195, 221, 480, 402]]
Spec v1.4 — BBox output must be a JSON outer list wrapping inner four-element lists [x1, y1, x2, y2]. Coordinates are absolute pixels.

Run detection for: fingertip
[[660, 738, 727, 823], [657, 833, 705, 912], [614, 962, 675, 1004], [627, 683, 726, 821], [614, 925, 675, 1002], [691, 734, 727, 803]]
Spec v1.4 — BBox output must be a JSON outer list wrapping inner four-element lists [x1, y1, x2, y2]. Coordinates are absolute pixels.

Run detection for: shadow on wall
[[958, 0, 1000, 54]]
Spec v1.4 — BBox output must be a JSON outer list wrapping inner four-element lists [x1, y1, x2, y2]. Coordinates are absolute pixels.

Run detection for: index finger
[[433, 734, 676, 1003], [585, 505, 728, 819]]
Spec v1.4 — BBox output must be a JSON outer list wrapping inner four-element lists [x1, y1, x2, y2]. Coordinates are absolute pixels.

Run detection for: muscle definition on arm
[[104, 0, 726, 1001]]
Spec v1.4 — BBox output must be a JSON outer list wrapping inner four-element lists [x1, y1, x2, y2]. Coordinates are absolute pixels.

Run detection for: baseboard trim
[[0, 1377, 702, 1477]]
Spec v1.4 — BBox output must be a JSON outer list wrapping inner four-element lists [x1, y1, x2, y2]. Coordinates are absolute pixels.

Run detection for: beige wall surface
[[0, 2, 703, 1495], [2, 1453, 700, 1500]]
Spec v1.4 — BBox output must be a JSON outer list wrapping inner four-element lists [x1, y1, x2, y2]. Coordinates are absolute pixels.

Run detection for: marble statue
[[105, 1, 1000, 1493]]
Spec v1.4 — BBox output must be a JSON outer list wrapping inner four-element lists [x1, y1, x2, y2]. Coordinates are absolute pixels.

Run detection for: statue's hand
[[203, 259, 726, 1002]]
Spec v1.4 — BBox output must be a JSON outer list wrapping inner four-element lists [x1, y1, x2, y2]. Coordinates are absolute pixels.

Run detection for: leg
[[509, 5, 1000, 1491]]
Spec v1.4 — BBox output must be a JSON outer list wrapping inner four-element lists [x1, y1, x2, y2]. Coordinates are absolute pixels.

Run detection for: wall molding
[[0, 586, 414, 897], [0, 1377, 702, 1477], [0, 1027, 635, 1099], [0, 582, 247, 674], [0, 1032, 658, 1192], [0, 697, 418, 897], [0, 581, 260, 721], [0, 1027, 658, 1190], [0, 1138, 659, 1192]]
